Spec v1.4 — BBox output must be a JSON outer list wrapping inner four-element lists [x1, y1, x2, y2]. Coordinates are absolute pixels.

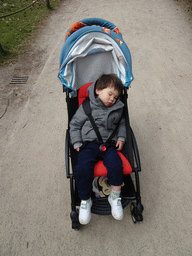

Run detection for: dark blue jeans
[[75, 142, 123, 200]]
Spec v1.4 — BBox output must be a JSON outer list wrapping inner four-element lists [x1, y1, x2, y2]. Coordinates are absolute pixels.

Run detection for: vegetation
[[0, 0, 63, 65]]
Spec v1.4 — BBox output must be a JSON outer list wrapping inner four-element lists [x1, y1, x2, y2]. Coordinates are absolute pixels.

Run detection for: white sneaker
[[108, 196, 123, 220], [79, 198, 92, 225]]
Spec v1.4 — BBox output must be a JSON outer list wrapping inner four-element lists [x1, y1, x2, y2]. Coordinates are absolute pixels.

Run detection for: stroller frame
[[65, 87, 144, 230], [58, 18, 144, 230]]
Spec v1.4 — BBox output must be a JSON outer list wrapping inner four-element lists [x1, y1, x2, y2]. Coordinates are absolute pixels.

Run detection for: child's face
[[96, 86, 120, 108]]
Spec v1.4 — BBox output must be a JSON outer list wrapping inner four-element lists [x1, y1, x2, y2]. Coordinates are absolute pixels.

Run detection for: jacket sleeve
[[69, 104, 88, 146], [117, 117, 126, 141]]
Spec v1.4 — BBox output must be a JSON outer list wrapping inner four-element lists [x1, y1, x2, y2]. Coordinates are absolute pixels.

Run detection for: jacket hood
[[87, 80, 124, 110], [87, 81, 102, 106]]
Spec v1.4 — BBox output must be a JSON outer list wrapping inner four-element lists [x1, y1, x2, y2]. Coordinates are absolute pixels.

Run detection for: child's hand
[[74, 142, 83, 152], [116, 140, 124, 151]]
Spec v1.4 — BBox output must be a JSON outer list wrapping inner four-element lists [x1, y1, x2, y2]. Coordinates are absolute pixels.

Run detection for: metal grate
[[10, 76, 29, 85]]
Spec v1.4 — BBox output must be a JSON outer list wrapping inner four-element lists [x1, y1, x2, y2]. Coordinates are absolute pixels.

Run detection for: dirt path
[[0, 0, 192, 255], [0, 6, 59, 124]]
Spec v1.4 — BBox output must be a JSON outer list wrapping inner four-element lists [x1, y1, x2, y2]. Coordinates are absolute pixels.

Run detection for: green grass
[[0, 0, 64, 65]]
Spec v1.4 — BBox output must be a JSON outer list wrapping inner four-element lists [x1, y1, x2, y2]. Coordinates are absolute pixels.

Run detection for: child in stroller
[[70, 74, 126, 224]]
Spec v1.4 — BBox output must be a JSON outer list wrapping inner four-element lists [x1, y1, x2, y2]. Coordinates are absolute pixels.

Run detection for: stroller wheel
[[130, 202, 137, 224], [72, 220, 80, 230], [71, 210, 80, 230], [130, 202, 144, 223]]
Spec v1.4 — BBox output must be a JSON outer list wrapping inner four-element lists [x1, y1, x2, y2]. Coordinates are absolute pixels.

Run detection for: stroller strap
[[82, 98, 103, 143], [82, 98, 123, 147]]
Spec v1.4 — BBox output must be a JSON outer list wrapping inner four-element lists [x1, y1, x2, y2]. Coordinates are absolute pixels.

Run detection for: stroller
[[58, 18, 144, 230]]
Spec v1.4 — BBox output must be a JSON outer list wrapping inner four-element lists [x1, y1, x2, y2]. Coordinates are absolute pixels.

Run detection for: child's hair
[[95, 74, 124, 95]]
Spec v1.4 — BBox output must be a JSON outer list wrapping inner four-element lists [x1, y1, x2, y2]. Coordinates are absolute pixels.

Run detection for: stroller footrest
[[91, 197, 131, 215]]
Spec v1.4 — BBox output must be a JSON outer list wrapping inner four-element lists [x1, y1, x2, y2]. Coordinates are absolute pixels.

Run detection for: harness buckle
[[99, 144, 107, 152]]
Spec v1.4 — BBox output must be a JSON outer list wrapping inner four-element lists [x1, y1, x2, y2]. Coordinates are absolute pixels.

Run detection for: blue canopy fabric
[[58, 18, 134, 95]]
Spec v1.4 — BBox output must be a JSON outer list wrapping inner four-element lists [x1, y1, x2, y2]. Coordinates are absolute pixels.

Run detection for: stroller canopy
[[58, 18, 134, 94]]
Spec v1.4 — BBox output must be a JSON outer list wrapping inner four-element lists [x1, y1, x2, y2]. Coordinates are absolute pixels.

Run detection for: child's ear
[[95, 89, 99, 95]]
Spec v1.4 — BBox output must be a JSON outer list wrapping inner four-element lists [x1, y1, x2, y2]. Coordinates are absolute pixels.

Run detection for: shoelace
[[81, 202, 87, 209], [117, 198, 121, 207]]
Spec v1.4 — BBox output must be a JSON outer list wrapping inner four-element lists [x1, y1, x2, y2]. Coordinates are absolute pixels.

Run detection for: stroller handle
[[64, 18, 122, 42]]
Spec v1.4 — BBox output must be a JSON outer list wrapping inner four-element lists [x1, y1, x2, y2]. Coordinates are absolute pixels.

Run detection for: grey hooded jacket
[[69, 81, 126, 149]]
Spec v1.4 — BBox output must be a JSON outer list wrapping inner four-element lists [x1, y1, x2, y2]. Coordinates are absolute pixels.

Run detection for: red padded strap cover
[[78, 82, 93, 106]]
